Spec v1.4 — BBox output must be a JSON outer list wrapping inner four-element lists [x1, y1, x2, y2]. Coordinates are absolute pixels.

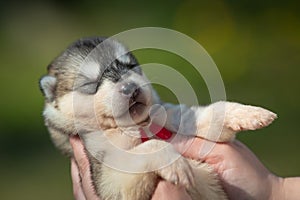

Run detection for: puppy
[[39, 37, 277, 200]]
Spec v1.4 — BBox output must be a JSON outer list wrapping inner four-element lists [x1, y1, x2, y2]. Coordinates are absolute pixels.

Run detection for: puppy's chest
[[106, 128, 142, 150]]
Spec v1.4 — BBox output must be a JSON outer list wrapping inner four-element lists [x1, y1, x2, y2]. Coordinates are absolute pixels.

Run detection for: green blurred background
[[1, 0, 299, 199]]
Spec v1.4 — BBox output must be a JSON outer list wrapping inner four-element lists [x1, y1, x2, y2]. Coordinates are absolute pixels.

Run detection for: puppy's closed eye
[[75, 81, 100, 94], [74, 66, 102, 95]]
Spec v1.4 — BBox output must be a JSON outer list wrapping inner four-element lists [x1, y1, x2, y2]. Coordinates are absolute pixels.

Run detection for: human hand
[[180, 137, 300, 200], [173, 136, 281, 200], [70, 136, 101, 200]]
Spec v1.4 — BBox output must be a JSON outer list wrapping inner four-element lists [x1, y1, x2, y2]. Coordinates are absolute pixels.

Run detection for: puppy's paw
[[225, 104, 277, 132], [157, 157, 194, 187]]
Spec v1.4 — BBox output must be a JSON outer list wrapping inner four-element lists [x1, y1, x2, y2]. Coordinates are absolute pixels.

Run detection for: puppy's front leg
[[161, 101, 277, 142], [128, 139, 194, 185], [194, 101, 277, 142]]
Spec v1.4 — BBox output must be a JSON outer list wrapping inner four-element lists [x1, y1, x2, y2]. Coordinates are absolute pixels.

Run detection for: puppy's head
[[40, 37, 159, 134]]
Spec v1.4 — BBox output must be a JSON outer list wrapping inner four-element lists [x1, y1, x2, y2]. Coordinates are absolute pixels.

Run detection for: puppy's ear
[[39, 75, 57, 101]]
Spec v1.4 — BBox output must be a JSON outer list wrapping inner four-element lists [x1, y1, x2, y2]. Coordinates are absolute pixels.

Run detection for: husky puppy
[[39, 37, 277, 200]]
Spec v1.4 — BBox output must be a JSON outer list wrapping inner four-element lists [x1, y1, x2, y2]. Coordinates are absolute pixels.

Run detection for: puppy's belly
[[99, 165, 158, 200]]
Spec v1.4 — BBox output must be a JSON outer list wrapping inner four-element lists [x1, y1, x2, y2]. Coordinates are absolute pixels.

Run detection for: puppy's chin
[[114, 104, 150, 127], [130, 103, 151, 124]]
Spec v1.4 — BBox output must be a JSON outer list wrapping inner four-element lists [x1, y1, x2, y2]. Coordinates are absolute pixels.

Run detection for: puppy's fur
[[39, 37, 277, 200]]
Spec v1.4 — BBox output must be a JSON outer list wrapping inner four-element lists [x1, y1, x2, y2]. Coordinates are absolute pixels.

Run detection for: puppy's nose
[[120, 82, 140, 98]]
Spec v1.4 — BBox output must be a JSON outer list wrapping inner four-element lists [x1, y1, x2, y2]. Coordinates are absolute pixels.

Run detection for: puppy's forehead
[[79, 39, 135, 77], [92, 39, 134, 69]]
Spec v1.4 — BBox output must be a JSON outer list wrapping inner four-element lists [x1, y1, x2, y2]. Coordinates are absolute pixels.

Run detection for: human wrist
[[279, 177, 300, 200], [268, 174, 285, 200]]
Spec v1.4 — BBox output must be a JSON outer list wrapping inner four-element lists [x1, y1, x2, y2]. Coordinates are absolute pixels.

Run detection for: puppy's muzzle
[[120, 82, 140, 100]]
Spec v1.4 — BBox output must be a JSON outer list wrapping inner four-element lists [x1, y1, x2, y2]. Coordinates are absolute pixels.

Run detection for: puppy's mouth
[[112, 82, 152, 125], [128, 92, 148, 117], [129, 99, 140, 109]]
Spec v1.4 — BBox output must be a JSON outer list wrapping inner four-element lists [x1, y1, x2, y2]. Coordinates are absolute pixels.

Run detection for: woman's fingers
[[70, 136, 101, 200], [71, 158, 87, 200], [70, 136, 90, 178]]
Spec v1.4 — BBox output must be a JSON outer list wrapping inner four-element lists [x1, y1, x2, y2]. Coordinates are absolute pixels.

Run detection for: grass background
[[0, 0, 299, 199]]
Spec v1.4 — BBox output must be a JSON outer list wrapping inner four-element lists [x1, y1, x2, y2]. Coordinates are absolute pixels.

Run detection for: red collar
[[139, 123, 173, 142]]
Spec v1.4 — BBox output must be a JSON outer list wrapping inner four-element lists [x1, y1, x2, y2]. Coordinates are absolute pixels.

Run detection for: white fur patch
[[80, 61, 100, 81]]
